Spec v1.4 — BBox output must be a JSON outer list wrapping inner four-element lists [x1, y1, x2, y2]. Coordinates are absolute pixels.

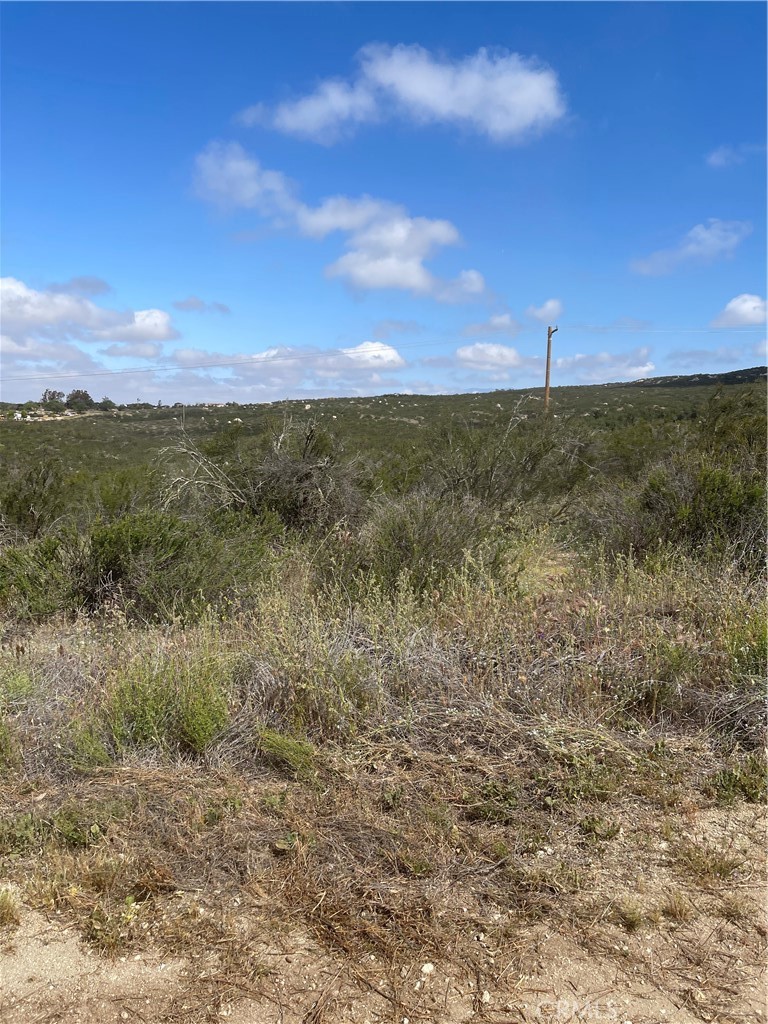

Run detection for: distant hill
[[619, 366, 766, 389]]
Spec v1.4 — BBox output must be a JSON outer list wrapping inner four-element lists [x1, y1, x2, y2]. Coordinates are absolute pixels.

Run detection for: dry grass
[[0, 542, 765, 1020], [0, 887, 20, 928]]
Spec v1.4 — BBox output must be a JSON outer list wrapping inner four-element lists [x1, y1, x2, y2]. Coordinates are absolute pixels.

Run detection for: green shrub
[[103, 654, 230, 755], [0, 458, 69, 538], [0, 509, 273, 623], [256, 728, 316, 780], [0, 716, 18, 769], [706, 754, 767, 804], [357, 492, 509, 595], [582, 453, 765, 570], [0, 534, 74, 618], [427, 411, 594, 509]]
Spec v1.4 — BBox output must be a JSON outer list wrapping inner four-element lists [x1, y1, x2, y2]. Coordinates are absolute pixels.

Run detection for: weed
[[256, 728, 316, 780], [395, 852, 433, 877], [614, 899, 646, 932], [537, 751, 618, 808], [706, 753, 767, 804], [104, 653, 229, 755], [579, 815, 620, 841], [463, 779, 520, 824], [0, 668, 35, 706], [0, 813, 40, 856], [67, 720, 113, 770], [380, 785, 404, 812], [84, 896, 140, 953], [661, 890, 694, 923], [719, 895, 751, 923], [0, 887, 20, 927], [0, 715, 18, 769], [676, 840, 744, 884]]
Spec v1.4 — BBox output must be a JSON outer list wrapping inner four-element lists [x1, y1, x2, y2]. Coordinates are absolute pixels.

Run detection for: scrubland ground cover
[[0, 373, 765, 1023]]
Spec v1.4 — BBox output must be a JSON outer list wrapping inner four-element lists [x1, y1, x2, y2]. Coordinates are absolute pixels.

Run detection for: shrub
[[0, 534, 74, 618], [171, 418, 365, 531], [581, 453, 765, 571], [0, 458, 70, 538], [428, 411, 594, 510], [103, 653, 230, 756], [0, 509, 274, 623], [356, 492, 510, 595]]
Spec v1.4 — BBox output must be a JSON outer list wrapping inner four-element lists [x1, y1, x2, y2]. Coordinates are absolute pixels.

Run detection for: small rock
[[421, 963, 435, 975]]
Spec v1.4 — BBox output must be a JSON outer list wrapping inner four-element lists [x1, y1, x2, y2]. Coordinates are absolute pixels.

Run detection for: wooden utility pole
[[544, 325, 558, 413]]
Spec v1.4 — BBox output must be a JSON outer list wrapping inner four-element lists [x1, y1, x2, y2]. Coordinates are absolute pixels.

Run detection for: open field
[[1, 370, 766, 1022]]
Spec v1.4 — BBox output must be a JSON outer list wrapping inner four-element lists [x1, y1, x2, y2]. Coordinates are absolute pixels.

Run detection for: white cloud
[[705, 144, 764, 169], [456, 341, 524, 370], [464, 312, 521, 337], [272, 79, 379, 143], [239, 44, 566, 144], [93, 309, 179, 343], [711, 293, 766, 328], [555, 346, 654, 381], [450, 339, 655, 385], [0, 277, 182, 401], [1, 277, 179, 345], [0, 276, 121, 335], [339, 340, 405, 369], [525, 298, 563, 323], [631, 219, 752, 276], [193, 141, 296, 215], [0, 332, 102, 374], [193, 143, 485, 302]]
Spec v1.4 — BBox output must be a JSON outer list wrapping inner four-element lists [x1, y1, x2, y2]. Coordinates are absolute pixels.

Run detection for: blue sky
[[1, 1, 765, 404]]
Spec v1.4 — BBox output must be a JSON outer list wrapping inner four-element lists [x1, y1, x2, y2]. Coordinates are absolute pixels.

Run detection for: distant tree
[[41, 389, 65, 404], [65, 389, 95, 412], [97, 396, 116, 411]]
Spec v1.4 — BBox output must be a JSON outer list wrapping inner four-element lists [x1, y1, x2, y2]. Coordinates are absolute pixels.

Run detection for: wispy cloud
[[463, 313, 521, 337], [236, 44, 567, 144], [452, 341, 654, 384], [631, 219, 752, 276], [554, 346, 654, 381], [372, 319, 423, 340], [193, 141, 486, 303], [705, 143, 764, 168], [47, 276, 112, 297], [668, 346, 746, 369], [0, 274, 413, 405], [711, 293, 766, 328], [173, 295, 231, 314]]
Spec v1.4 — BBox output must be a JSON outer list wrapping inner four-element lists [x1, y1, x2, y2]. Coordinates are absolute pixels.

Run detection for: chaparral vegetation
[[0, 368, 766, 1022]]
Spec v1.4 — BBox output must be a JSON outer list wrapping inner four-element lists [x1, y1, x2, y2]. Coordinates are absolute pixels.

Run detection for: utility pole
[[544, 325, 558, 413]]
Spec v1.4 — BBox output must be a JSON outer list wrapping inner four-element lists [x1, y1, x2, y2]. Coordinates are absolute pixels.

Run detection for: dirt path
[[2, 898, 765, 1024]]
